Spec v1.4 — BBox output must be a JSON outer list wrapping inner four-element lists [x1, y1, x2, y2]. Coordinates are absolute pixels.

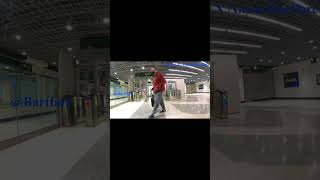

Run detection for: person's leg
[[159, 92, 166, 111], [150, 92, 161, 116]]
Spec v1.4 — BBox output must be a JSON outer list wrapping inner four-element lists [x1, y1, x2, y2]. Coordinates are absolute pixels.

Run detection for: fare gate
[[213, 90, 228, 119]]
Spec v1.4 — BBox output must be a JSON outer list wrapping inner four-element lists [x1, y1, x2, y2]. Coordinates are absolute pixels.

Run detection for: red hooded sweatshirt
[[152, 72, 166, 93]]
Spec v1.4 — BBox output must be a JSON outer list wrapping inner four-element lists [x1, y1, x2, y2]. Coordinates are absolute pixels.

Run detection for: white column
[[213, 55, 240, 114]]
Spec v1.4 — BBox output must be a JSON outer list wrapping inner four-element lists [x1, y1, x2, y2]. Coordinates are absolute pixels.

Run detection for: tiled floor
[[211, 99, 320, 180], [0, 121, 109, 180], [0, 112, 58, 142], [110, 93, 210, 119]]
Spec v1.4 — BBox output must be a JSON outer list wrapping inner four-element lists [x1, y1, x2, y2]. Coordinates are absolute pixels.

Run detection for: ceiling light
[[168, 69, 198, 74], [5, 66, 9, 69], [312, 46, 318, 50], [268, 59, 272, 63], [201, 61, 210, 67], [210, 27, 280, 40], [130, 69, 133, 72], [290, 0, 320, 17], [165, 73, 192, 77], [281, 51, 286, 55], [103, 17, 110, 24], [114, 72, 117, 75], [281, 62, 284, 65], [52, 62, 56, 65], [211, 40, 262, 48], [15, 35, 21, 40], [291, 0, 309, 7], [172, 62, 204, 72], [211, 6, 302, 31], [259, 59, 264, 62], [65, 24, 73, 31], [211, 49, 248, 55], [308, 40, 314, 44], [67, 47, 72, 52], [142, 67, 145, 70], [297, 57, 301, 60], [165, 76, 187, 79], [21, 51, 27, 56]]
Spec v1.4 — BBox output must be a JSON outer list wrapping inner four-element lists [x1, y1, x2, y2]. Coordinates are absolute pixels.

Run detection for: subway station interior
[[0, 1, 109, 179], [110, 61, 210, 119], [211, 0, 320, 180]]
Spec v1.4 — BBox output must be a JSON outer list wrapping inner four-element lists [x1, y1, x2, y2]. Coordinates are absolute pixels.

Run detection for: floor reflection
[[211, 100, 320, 180], [212, 133, 320, 166]]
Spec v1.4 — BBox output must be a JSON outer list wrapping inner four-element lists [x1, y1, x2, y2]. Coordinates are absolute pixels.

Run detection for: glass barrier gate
[[0, 70, 59, 145]]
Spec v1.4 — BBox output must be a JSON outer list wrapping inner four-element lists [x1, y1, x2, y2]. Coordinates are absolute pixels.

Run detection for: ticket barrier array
[[213, 90, 228, 119], [172, 90, 181, 99], [84, 95, 98, 127], [165, 90, 181, 100], [132, 92, 143, 101], [62, 95, 98, 127], [165, 91, 172, 100]]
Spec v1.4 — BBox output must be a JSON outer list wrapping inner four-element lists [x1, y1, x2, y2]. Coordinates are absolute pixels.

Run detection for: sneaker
[[159, 109, 166, 113], [149, 114, 155, 119]]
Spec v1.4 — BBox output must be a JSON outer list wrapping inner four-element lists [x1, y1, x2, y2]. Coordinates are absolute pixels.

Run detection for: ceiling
[[110, 61, 211, 83], [211, 0, 320, 67], [0, 0, 109, 65]]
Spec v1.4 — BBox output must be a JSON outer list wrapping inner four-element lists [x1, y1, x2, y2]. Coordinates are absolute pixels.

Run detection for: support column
[[58, 48, 75, 126], [94, 68, 100, 114], [213, 55, 240, 114]]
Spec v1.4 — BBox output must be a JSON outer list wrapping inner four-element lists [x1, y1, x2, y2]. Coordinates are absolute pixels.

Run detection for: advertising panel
[[283, 72, 299, 88]]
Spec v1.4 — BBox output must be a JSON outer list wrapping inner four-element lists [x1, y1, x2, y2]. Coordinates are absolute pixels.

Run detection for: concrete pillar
[[94, 68, 100, 113], [106, 62, 110, 118], [210, 57, 214, 119], [58, 49, 75, 126], [128, 76, 134, 92], [213, 55, 240, 114], [75, 66, 80, 98]]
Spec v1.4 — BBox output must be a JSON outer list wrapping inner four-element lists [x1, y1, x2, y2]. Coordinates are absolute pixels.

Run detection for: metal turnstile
[[61, 95, 71, 126], [85, 97, 93, 127], [92, 95, 98, 125], [78, 97, 83, 122], [84, 95, 98, 127], [213, 90, 228, 119]]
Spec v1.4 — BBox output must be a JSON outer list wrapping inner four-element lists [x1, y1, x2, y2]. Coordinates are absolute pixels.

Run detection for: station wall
[[243, 70, 274, 101], [195, 80, 210, 93], [273, 61, 320, 98]]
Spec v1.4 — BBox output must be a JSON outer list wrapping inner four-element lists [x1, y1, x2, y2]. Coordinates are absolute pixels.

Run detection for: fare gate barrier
[[84, 95, 98, 127], [78, 97, 84, 122], [62, 95, 78, 127], [165, 90, 172, 100], [213, 90, 228, 119]]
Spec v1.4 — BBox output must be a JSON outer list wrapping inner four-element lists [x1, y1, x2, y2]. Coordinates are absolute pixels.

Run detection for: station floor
[[0, 121, 109, 180], [0, 112, 58, 142], [110, 93, 210, 119], [211, 99, 320, 180]]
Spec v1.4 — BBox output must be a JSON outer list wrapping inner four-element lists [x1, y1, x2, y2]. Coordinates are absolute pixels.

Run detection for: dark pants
[[151, 91, 166, 115]]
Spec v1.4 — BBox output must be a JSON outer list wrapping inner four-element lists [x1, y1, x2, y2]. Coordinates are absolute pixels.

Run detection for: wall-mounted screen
[[283, 72, 299, 88], [198, 84, 204, 89]]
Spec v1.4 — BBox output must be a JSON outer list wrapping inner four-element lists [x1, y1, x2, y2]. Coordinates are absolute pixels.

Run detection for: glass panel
[[0, 71, 18, 142], [17, 75, 58, 135]]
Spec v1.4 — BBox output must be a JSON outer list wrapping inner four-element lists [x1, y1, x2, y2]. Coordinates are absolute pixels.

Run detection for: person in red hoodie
[[149, 67, 166, 118]]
